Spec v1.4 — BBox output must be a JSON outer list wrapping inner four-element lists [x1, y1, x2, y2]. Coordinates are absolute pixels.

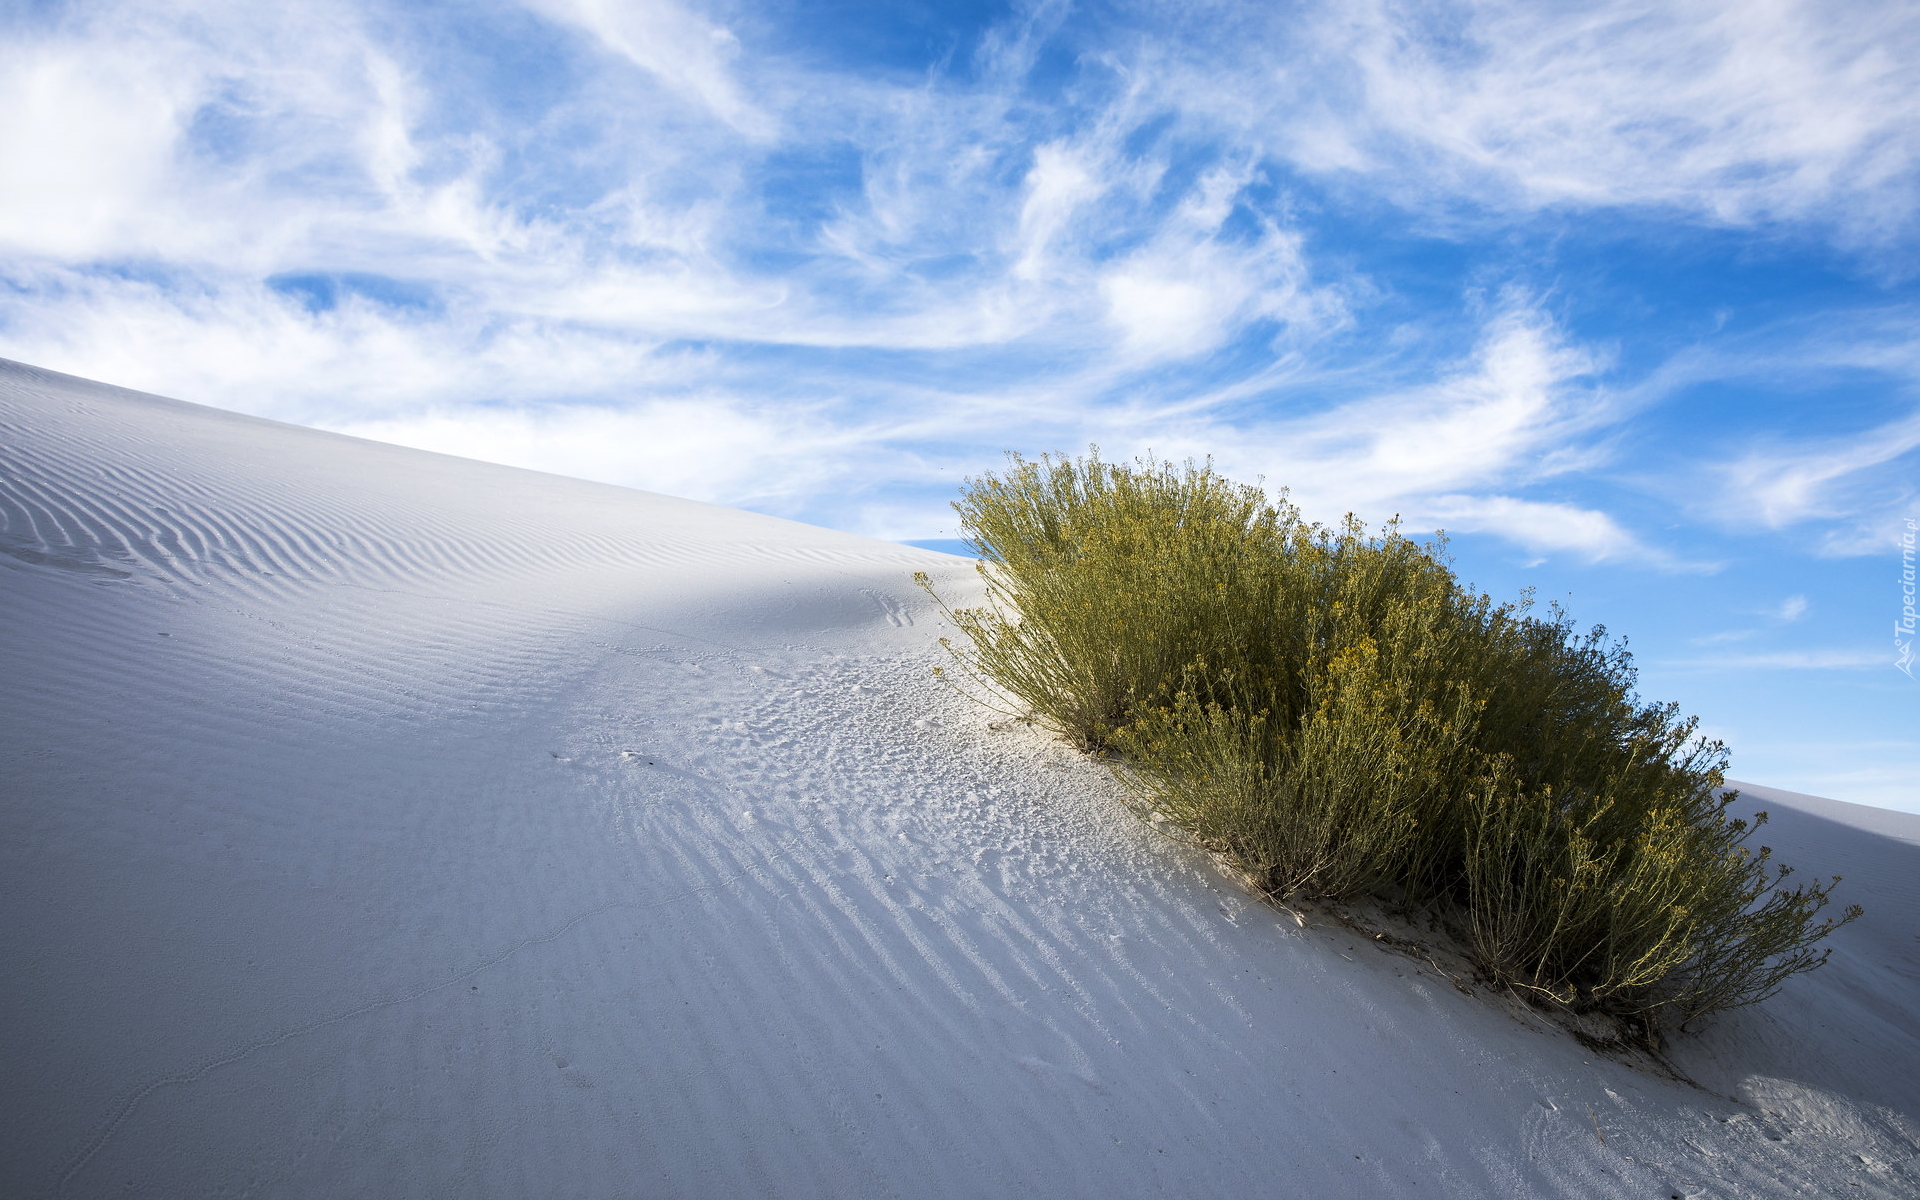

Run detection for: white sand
[[2, 357, 1915, 1198]]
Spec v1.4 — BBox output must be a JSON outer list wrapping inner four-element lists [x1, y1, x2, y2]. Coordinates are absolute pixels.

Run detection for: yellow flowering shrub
[[921, 451, 1859, 1040]]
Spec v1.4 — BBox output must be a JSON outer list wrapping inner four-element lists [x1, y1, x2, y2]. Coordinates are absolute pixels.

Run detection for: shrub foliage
[[921, 451, 1858, 1037]]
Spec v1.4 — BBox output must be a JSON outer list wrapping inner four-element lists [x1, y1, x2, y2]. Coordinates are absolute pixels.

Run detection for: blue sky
[[3, 0, 1917, 810]]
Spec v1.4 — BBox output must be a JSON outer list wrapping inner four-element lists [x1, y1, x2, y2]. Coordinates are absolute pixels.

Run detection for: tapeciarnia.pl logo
[[1899, 516, 1917, 678]]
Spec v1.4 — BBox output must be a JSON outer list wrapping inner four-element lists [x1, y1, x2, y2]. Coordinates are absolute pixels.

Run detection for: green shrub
[[921, 450, 1859, 1038], [936, 450, 1288, 748], [1461, 768, 1855, 1031]]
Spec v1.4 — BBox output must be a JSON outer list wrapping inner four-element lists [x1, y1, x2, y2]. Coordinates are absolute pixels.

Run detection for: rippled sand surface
[[3, 358, 1915, 1198]]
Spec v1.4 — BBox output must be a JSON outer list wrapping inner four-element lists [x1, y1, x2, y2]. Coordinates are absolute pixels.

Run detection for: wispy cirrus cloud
[[1608, 307, 1920, 555], [1222, 0, 1920, 246], [1724, 410, 1920, 532], [0, 0, 1914, 559], [528, 0, 770, 136], [1143, 303, 1652, 560]]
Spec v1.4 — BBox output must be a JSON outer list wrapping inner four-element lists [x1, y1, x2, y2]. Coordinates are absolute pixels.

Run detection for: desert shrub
[[1462, 766, 1856, 1031], [921, 451, 1859, 1037], [1110, 671, 1427, 902], [936, 451, 1290, 748]]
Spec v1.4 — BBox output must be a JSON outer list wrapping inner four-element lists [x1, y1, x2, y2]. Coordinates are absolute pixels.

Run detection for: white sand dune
[[2, 357, 1915, 1198]]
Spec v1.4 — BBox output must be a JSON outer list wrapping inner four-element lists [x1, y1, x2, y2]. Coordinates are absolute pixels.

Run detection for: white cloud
[[0, 1, 532, 273], [1415, 494, 1644, 562], [523, 0, 770, 137], [1095, 162, 1324, 364], [328, 396, 861, 508], [0, 268, 686, 421], [1718, 409, 1920, 533], [1598, 307, 1920, 553], [1200, 303, 1607, 516], [1008, 300, 1669, 563], [1344, 308, 1603, 490], [0, 40, 194, 257], [1292, 0, 1920, 242], [1685, 594, 1816, 648], [1100, 269, 1229, 359], [1015, 142, 1105, 281]]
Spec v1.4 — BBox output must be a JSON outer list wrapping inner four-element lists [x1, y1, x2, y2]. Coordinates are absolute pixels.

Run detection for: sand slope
[[2, 358, 1915, 1198]]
